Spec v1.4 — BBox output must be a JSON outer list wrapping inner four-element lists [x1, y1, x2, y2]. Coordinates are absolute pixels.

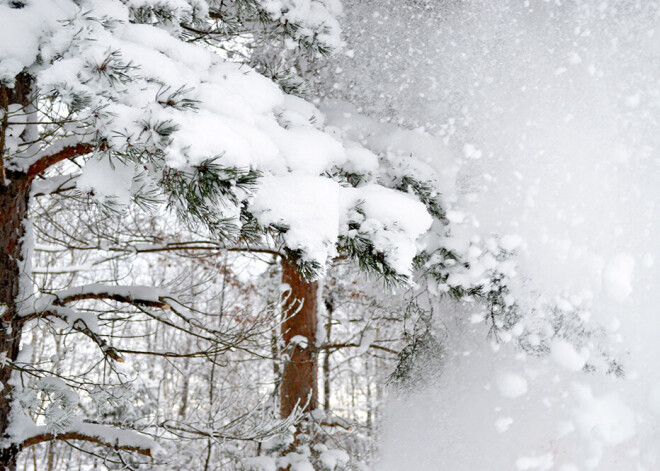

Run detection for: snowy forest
[[1, 0, 659, 470]]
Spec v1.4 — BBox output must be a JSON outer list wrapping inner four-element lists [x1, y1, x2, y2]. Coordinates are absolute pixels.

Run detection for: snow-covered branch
[[31, 174, 79, 197], [19, 421, 155, 457], [17, 304, 121, 361], [19, 285, 170, 320], [18, 285, 172, 361], [26, 140, 95, 179], [53, 284, 169, 309]]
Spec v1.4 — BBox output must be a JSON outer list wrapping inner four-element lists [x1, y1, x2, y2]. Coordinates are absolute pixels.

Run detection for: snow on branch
[[18, 285, 172, 361], [69, 316, 123, 363], [18, 420, 156, 457], [18, 304, 121, 361], [25, 139, 96, 179], [53, 284, 169, 309], [19, 284, 170, 320], [31, 174, 79, 197]]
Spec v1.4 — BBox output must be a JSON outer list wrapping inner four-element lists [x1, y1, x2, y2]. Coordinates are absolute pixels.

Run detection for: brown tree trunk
[[0, 173, 30, 470], [323, 296, 334, 414], [0, 74, 34, 471], [280, 257, 318, 419]]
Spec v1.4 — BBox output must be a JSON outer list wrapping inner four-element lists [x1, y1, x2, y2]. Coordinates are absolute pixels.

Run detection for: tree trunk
[[0, 74, 34, 471], [179, 358, 190, 420], [0, 173, 30, 470], [323, 296, 334, 414], [366, 361, 372, 436], [280, 257, 318, 419]]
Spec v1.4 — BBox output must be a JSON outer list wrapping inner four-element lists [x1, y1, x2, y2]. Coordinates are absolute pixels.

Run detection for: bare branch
[[319, 342, 398, 355]]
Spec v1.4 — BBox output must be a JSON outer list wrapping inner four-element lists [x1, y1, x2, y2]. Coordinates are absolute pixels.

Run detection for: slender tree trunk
[[0, 74, 34, 471], [46, 442, 54, 471], [280, 257, 318, 419], [179, 357, 190, 420], [203, 351, 217, 471], [366, 361, 372, 435]]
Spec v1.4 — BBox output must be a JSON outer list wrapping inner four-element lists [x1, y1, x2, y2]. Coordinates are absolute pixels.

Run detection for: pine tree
[[0, 1, 345, 468]]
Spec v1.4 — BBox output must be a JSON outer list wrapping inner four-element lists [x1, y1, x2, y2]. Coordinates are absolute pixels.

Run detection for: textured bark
[[0, 73, 33, 471], [280, 258, 318, 419], [0, 175, 30, 471], [323, 296, 334, 413]]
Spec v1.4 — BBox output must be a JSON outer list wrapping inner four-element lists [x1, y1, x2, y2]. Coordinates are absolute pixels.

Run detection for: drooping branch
[[18, 285, 270, 362], [156, 404, 301, 443], [18, 285, 173, 361], [113, 347, 231, 359], [70, 318, 123, 362], [19, 305, 123, 362]]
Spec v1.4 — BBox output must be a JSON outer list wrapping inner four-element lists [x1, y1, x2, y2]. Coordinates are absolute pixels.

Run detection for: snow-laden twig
[[30, 174, 79, 197]]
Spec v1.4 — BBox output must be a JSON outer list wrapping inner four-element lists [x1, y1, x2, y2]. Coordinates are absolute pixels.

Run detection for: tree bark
[[0, 74, 33, 471], [280, 257, 318, 419], [323, 296, 334, 414], [0, 174, 30, 470]]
